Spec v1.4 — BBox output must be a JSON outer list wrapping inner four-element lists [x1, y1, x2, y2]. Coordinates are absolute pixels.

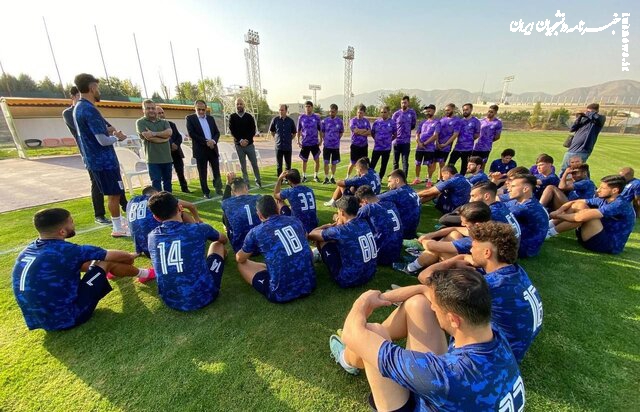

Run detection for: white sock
[[407, 260, 422, 272], [548, 220, 555, 228], [547, 226, 558, 237], [339, 350, 355, 370], [112, 217, 122, 232], [137, 268, 149, 278]]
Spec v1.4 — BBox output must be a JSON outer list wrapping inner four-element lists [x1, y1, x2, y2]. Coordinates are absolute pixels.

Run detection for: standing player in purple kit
[[473, 105, 503, 169], [413, 104, 440, 186], [297, 101, 322, 182], [321, 104, 344, 184], [347, 104, 371, 177], [449, 103, 481, 176], [391, 96, 417, 176], [436, 103, 462, 180], [370, 105, 396, 178]]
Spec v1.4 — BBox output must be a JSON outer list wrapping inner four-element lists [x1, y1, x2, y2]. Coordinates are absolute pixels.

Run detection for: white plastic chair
[[180, 144, 199, 181], [217, 142, 241, 173], [114, 147, 148, 195]]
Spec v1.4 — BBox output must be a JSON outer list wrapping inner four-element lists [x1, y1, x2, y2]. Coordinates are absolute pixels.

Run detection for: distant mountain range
[[316, 80, 640, 109]]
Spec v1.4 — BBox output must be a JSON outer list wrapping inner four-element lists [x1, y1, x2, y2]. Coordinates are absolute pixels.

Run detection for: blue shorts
[[576, 228, 613, 254], [206, 253, 225, 290], [452, 236, 472, 254], [72, 264, 113, 329], [90, 168, 125, 196], [251, 270, 270, 296], [320, 242, 342, 280], [280, 205, 292, 216]]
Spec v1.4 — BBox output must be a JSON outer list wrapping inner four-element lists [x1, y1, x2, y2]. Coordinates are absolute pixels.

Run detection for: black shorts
[[299, 144, 321, 161], [90, 168, 125, 196], [368, 392, 416, 412], [320, 242, 342, 280], [206, 253, 225, 290], [415, 150, 435, 165], [323, 147, 341, 165], [251, 270, 270, 296], [280, 205, 292, 216], [434, 150, 450, 163], [472, 150, 491, 163], [73, 264, 113, 328], [576, 228, 614, 254], [350, 144, 368, 164]]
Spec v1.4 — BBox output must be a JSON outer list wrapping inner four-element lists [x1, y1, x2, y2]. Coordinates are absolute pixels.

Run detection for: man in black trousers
[[157, 105, 189, 193], [186, 100, 223, 198], [269, 104, 296, 177], [62, 86, 127, 224], [229, 97, 262, 188]]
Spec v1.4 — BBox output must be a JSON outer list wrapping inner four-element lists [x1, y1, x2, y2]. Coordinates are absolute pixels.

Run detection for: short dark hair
[[423, 104, 436, 111], [335, 196, 359, 217], [446, 103, 456, 109], [506, 166, 530, 177], [575, 164, 590, 174], [69, 86, 79, 96], [536, 154, 554, 164], [459, 201, 491, 223], [463, 103, 473, 110], [256, 195, 278, 218], [601, 175, 626, 192], [142, 186, 158, 196], [194, 100, 207, 107], [142, 99, 155, 108], [501, 148, 515, 157], [33, 208, 71, 233], [489, 104, 499, 112], [512, 173, 537, 189], [425, 268, 492, 326], [74, 73, 99, 93], [389, 169, 407, 183], [231, 177, 248, 192], [305, 100, 314, 107], [402, 95, 410, 101], [358, 104, 366, 112], [354, 185, 376, 202], [279, 104, 288, 110], [442, 165, 458, 175], [468, 156, 483, 166], [285, 168, 301, 184], [356, 157, 370, 170], [469, 221, 519, 264], [148, 191, 179, 221], [587, 103, 600, 112], [472, 181, 498, 197], [330, 103, 338, 110]]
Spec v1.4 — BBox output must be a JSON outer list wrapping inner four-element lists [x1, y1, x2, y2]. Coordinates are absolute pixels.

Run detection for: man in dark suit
[[157, 105, 189, 193], [186, 100, 223, 198]]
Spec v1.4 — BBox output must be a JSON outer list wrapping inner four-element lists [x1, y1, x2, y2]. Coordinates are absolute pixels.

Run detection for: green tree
[[549, 107, 571, 127], [366, 105, 378, 117], [528, 102, 543, 128], [38, 76, 62, 95], [198, 77, 224, 104], [0, 73, 18, 95], [98, 76, 142, 97], [151, 92, 164, 103], [16, 73, 37, 91], [174, 81, 199, 101], [313, 104, 323, 115], [379, 91, 422, 114]]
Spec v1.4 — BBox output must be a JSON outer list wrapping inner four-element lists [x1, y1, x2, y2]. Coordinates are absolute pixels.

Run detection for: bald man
[[229, 98, 262, 188]]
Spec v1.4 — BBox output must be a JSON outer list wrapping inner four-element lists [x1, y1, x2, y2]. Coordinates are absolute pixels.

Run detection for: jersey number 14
[[157, 240, 184, 274]]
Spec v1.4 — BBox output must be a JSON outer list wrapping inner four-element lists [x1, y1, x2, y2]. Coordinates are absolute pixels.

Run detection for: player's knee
[[404, 294, 429, 317], [366, 322, 392, 341]]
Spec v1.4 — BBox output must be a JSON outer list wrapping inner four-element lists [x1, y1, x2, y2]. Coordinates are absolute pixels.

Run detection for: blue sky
[[1, 0, 637, 107]]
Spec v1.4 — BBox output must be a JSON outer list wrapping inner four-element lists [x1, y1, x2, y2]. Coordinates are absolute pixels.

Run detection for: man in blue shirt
[[330, 268, 524, 411], [324, 157, 380, 207], [354, 185, 403, 266], [619, 167, 640, 216], [548, 175, 635, 254], [561, 103, 605, 173], [12, 208, 153, 331], [221, 173, 261, 252], [540, 164, 595, 211], [72, 73, 130, 237], [533, 154, 560, 199], [466, 155, 489, 185], [489, 148, 517, 186], [309, 196, 377, 288], [418, 165, 472, 214], [505, 174, 549, 258], [269, 104, 297, 177], [274, 168, 318, 233], [236, 195, 316, 303], [148, 192, 227, 311], [378, 169, 421, 239]]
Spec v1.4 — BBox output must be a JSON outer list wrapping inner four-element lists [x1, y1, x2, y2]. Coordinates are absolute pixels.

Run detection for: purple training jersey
[[455, 116, 481, 151], [321, 116, 344, 149], [475, 118, 503, 152], [438, 116, 462, 152], [392, 108, 417, 144], [371, 118, 395, 151], [298, 113, 322, 146], [350, 117, 371, 147], [416, 118, 440, 152]]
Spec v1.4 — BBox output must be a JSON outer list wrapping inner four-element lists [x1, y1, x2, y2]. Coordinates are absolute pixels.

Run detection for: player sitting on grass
[[324, 157, 381, 207], [419, 221, 543, 363], [127, 186, 202, 257], [489, 148, 517, 186], [532, 154, 560, 199], [221, 172, 260, 252], [273, 168, 318, 233], [236, 195, 316, 303], [309, 196, 377, 288], [505, 174, 549, 258], [493, 166, 530, 202], [12, 208, 154, 331], [147, 191, 227, 311], [466, 155, 489, 185], [394, 201, 491, 275], [378, 169, 421, 239], [329, 268, 524, 411], [619, 166, 640, 216], [548, 175, 635, 255], [539, 164, 595, 212], [354, 185, 403, 266], [417, 165, 472, 213]]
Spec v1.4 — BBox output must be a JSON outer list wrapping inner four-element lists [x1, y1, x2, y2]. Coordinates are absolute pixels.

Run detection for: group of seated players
[[11, 144, 640, 410]]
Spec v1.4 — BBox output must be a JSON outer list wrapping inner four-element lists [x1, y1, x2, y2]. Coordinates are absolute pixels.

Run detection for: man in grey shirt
[[229, 98, 262, 188]]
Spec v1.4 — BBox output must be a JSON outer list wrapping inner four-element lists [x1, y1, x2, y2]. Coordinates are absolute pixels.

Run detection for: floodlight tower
[[501, 75, 515, 104], [245, 29, 263, 132], [343, 46, 355, 121], [222, 85, 244, 134], [309, 84, 321, 106], [244, 48, 258, 121]]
